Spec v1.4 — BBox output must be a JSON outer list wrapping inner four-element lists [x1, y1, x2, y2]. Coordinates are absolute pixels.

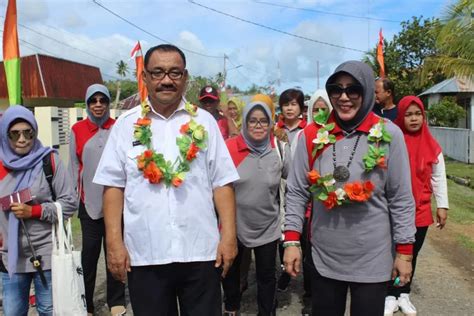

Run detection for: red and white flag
[[130, 41, 141, 59]]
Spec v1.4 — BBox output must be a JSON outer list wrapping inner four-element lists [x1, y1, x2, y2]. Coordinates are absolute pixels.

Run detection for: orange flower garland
[[133, 101, 207, 188]]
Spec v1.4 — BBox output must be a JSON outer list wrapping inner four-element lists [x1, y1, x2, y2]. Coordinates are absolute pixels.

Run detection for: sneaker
[[277, 272, 291, 292], [398, 293, 417, 316], [384, 296, 399, 316]]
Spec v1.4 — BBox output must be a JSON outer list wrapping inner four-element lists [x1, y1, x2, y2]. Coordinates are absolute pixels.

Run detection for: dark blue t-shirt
[[373, 103, 398, 122]]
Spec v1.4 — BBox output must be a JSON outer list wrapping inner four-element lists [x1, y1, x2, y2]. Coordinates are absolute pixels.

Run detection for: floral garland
[[133, 101, 207, 188], [308, 110, 391, 209]]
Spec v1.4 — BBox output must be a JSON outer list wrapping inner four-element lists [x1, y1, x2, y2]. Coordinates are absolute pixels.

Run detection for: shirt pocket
[[125, 146, 147, 184]]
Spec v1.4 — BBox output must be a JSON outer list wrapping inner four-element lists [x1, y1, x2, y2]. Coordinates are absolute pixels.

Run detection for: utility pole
[[223, 54, 227, 89], [317, 60, 320, 89]]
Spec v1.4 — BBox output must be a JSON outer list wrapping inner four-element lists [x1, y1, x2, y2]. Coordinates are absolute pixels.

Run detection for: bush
[[427, 96, 466, 127]]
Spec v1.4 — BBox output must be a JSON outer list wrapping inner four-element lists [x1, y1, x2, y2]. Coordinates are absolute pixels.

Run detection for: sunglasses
[[88, 97, 108, 105], [8, 129, 35, 142], [327, 84, 363, 100]]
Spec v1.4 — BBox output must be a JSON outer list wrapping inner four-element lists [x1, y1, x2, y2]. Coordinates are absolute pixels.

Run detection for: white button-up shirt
[[93, 99, 239, 266]]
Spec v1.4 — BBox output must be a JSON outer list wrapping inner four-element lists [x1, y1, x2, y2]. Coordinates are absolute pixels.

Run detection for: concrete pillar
[[35, 106, 59, 148]]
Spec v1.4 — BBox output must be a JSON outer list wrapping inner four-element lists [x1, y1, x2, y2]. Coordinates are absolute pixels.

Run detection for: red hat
[[199, 86, 219, 101]]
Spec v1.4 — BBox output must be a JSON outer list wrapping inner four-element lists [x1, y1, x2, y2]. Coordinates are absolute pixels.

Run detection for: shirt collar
[[85, 117, 114, 132], [148, 97, 188, 119], [236, 133, 276, 152], [329, 111, 380, 135], [277, 118, 307, 130]]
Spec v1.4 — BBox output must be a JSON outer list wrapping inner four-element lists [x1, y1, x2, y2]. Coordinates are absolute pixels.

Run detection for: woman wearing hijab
[[69, 84, 126, 316], [384, 96, 449, 316], [225, 97, 245, 138], [222, 101, 290, 316], [0, 105, 77, 315], [306, 89, 332, 124], [283, 61, 416, 316]]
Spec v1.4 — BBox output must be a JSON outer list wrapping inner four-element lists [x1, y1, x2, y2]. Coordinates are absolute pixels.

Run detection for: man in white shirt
[[94, 44, 239, 315]]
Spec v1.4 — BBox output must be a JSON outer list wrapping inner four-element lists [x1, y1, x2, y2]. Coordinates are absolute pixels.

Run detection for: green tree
[[114, 60, 129, 108], [364, 16, 444, 100], [105, 79, 138, 102], [423, 0, 474, 80], [427, 96, 466, 127]]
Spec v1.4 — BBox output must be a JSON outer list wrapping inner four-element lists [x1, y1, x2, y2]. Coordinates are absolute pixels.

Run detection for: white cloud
[[18, 0, 49, 23], [61, 12, 86, 29]]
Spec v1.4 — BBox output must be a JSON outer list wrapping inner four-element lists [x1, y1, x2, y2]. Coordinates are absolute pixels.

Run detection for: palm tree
[[423, 0, 474, 80], [114, 60, 129, 108]]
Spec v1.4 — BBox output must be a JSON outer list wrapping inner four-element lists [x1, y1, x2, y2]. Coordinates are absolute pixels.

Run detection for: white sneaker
[[384, 296, 399, 316], [398, 293, 417, 316]]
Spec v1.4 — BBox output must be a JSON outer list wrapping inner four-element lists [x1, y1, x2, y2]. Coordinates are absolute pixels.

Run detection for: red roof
[[0, 54, 103, 107]]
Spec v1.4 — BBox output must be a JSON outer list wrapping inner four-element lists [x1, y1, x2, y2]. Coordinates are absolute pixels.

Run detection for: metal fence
[[430, 127, 474, 163]]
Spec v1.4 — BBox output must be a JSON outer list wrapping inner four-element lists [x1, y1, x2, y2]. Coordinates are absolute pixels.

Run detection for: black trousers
[[307, 252, 388, 316], [222, 239, 278, 316], [128, 261, 221, 316], [79, 203, 125, 313], [388, 226, 429, 297]]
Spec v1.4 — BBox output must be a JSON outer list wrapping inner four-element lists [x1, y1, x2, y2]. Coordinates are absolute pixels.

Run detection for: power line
[[0, 16, 117, 65], [92, 0, 224, 59], [188, 0, 367, 53], [253, 0, 402, 23], [0, 28, 121, 81]]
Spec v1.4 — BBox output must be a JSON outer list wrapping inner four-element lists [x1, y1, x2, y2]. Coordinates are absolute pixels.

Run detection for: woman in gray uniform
[[283, 61, 416, 316], [0, 105, 77, 315], [222, 101, 290, 316]]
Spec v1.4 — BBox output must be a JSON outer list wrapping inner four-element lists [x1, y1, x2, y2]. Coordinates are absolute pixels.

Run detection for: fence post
[[35, 106, 60, 149]]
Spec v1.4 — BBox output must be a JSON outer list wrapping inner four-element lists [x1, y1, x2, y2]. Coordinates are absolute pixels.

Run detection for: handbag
[[51, 202, 87, 316]]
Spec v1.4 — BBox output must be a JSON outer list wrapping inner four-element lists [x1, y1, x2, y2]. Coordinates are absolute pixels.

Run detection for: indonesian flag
[[2, 0, 22, 105], [131, 41, 147, 104], [376, 28, 385, 78]]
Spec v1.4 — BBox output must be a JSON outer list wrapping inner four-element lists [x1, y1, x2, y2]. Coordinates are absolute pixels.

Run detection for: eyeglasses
[[146, 69, 185, 81], [326, 84, 363, 100], [248, 119, 270, 128], [88, 97, 108, 105], [7, 129, 35, 142]]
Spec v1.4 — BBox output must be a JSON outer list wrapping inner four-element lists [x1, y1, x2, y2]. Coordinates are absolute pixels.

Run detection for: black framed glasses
[[7, 129, 35, 142], [248, 119, 270, 128], [327, 84, 363, 100], [146, 68, 185, 81]]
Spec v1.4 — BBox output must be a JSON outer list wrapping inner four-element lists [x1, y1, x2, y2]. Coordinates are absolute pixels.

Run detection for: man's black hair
[[379, 78, 395, 99], [144, 44, 186, 68]]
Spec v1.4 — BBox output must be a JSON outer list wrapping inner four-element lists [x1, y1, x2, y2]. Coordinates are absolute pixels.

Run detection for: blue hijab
[[0, 105, 52, 276]]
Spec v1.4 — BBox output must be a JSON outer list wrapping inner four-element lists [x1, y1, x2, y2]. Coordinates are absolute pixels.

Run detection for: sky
[[0, 0, 453, 95]]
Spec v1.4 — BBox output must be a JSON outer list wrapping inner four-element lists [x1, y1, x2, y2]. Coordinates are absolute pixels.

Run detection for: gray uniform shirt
[[0, 152, 77, 272], [69, 120, 112, 219], [234, 142, 290, 248], [285, 121, 415, 283]]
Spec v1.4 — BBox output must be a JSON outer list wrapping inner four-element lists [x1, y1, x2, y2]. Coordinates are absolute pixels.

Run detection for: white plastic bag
[[51, 202, 87, 316]]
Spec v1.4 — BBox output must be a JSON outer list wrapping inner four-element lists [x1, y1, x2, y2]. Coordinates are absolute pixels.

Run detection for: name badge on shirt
[[132, 140, 142, 147]]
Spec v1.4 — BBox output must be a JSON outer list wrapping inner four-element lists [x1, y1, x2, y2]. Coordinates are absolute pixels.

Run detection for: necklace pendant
[[333, 165, 350, 182]]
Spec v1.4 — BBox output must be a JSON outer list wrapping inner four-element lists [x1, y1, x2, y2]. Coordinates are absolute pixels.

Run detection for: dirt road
[[85, 227, 473, 316], [15, 225, 472, 316]]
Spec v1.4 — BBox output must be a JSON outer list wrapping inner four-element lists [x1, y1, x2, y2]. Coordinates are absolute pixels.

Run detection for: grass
[[445, 158, 474, 188], [456, 234, 474, 252], [439, 179, 474, 225]]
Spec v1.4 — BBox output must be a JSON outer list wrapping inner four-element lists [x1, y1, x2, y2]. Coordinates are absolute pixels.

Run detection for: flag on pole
[[376, 28, 385, 79], [130, 41, 147, 104], [2, 0, 21, 105]]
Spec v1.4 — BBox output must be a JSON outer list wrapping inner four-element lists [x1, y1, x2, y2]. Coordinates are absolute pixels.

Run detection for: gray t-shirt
[[285, 121, 415, 283], [233, 140, 290, 248]]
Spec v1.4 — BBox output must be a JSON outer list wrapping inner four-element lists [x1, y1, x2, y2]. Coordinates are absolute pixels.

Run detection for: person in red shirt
[[198, 85, 229, 139]]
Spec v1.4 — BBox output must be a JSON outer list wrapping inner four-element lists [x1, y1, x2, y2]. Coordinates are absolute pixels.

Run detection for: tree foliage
[[105, 79, 138, 101], [364, 16, 445, 100], [423, 0, 474, 80], [427, 96, 466, 127]]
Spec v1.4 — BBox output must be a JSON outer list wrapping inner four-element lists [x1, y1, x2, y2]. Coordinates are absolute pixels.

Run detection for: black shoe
[[277, 272, 291, 292], [301, 295, 312, 315]]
